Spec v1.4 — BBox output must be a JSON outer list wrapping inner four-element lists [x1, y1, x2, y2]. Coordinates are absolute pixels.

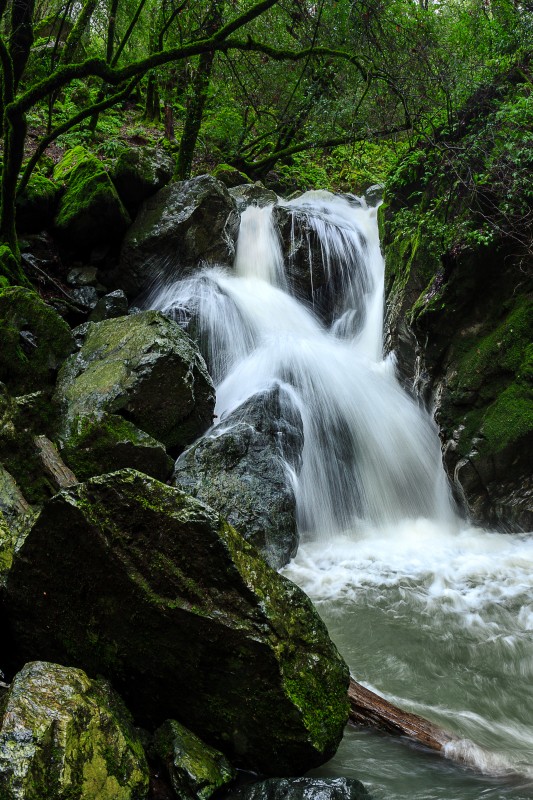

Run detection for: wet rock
[[111, 146, 175, 216], [71, 285, 99, 309], [117, 175, 240, 298], [67, 266, 99, 286], [60, 412, 174, 482], [173, 385, 303, 569], [223, 778, 372, 800], [363, 184, 384, 207], [53, 147, 131, 251], [229, 183, 278, 212], [212, 164, 252, 188], [0, 287, 75, 395], [0, 660, 149, 799], [154, 719, 235, 800], [6, 469, 350, 775], [54, 311, 215, 454], [89, 289, 129, 321], [0, 467, 32, 584]]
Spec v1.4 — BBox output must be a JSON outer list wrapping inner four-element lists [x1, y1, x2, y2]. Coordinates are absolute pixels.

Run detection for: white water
[[147, 191, 533, 796]]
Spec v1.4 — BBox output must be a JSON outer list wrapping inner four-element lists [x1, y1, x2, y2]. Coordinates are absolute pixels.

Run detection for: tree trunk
[[144, 72, 160, 122], [175, 49, 215, 180]]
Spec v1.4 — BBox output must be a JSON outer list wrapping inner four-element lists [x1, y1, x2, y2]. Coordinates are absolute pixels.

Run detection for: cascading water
[[147, 191, 533, 799]]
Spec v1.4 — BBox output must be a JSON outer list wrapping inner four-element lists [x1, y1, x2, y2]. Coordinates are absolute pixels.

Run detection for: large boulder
[[173, 385, 303, 569], [229, 183, 278, 213], [111, 146, 175, 217], [223, 778, 372, 800], [5, 469, 350, 775], [0, 287, 74, 395], [54, 312, 215, 470], [154, 719, 235, 800], [117, 175, 240, 298], [0, 660, 149, 800], [53, 147, 131, 251]]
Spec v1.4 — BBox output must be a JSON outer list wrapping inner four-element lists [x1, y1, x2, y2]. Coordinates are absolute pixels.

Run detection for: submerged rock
[[154, 719, 235, 800], [54, 311, 215, 465], [117, 174, 240, 298], [6, 469, 349, 775], [223, 778, 372, 800], [173, 385, 303, 569], [0, 660, 149, 800]]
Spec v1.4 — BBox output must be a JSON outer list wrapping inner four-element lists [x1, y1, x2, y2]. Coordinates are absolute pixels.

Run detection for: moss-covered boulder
[[16, 175, 59, 233], [6, 469, 350, 775], [0, 660, 149, 799], [0, 466, 32, 584], [0, 246, 30, 290], [154, 720, 235, 800], [222, 778, 372, 800], [173, 385, 303, 569], [212, 164, 252, 188], [116, 174, 240, 298], [61, 412, 174, 482], [53, 147, 131, 251], [111, 146, 175, 216], [54, 311, 215, 460], [0, 287, 75, 395]]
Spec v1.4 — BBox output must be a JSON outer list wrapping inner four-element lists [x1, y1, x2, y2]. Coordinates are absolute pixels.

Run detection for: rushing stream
[[147, 191, 533, 799]]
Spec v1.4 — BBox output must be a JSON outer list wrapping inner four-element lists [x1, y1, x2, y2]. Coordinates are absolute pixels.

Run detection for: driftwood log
[[348, 677, 456, 752]]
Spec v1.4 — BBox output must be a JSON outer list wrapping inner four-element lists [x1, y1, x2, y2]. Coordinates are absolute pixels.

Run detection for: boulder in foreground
[[6, 470, 349, 775], [0, 660, 149, 800]]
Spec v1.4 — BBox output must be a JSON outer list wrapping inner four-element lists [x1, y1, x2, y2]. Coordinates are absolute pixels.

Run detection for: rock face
[[223, 778, 372, 800], [173, 385, 303, 569], [228, 183, 277, 212], [6, 469, 350, 775], [111, 147, 175, 216], [117, 175, 240, 298], [154, 719, 235, 800], [0, 466, 31, 584], [382, 72, 533, 530], [54, 311, 215, 475], [0, 660, 149, 800], [0, 287, 74, 395], [53, 146, 131, 251]]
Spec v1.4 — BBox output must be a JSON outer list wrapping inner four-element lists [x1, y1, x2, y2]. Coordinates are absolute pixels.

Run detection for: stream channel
[[148, 191, 533, 800]]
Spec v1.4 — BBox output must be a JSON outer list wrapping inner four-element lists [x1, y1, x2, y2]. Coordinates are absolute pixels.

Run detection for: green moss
[[53, 145, 94, 183], [16, 174, 59, 232], [0, 286, 74, 394], [0, 244, 30, 288]]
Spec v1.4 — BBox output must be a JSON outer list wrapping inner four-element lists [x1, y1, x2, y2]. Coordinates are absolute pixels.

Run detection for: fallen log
[[348, 676, 455, 751], [34, 435, 77, 490]]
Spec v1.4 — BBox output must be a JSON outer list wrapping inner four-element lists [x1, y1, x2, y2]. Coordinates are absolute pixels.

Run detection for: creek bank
[[382, 66, 533, 530]]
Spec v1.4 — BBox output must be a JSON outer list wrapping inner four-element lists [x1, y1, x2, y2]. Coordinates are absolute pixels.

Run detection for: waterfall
[[149, 191, 455, 540], [147, 190, 533, 792]]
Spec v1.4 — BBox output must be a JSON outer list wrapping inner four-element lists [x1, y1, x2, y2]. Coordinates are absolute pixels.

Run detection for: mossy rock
[[0, 246, 30, 290], [54, 149, 131, 250], [16, 175, 59, 233], [154, 719, 235, 800], [0, 660, 149, 799], [6, 469, 350, 775], [212, 164, 252, 188], [52, 145, 94, 184], [111, 146, 175, 216], [0, 287, 75, 395], [54, 311, 215, 451], [61, 412, 174, 482], [0, 466, 32, 585]]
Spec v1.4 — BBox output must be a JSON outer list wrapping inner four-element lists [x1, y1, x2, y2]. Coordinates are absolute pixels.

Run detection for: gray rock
[[71, 285, 99, 309], [0, 467, 32, 585], [111, 146, 175, 216], [67, 266, 99, 286], [229, 183, 278, 212], [154, 719, 235, 800], [6, 469, 350, 776], [54, 311, 215, 454], [363, 184, 384, 207], [0, 660, 149, 800], [117, 174, 240, 298], [89, 289, 129, 322], [173, 385, 303, 569], [223, 778, 372, 800]]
